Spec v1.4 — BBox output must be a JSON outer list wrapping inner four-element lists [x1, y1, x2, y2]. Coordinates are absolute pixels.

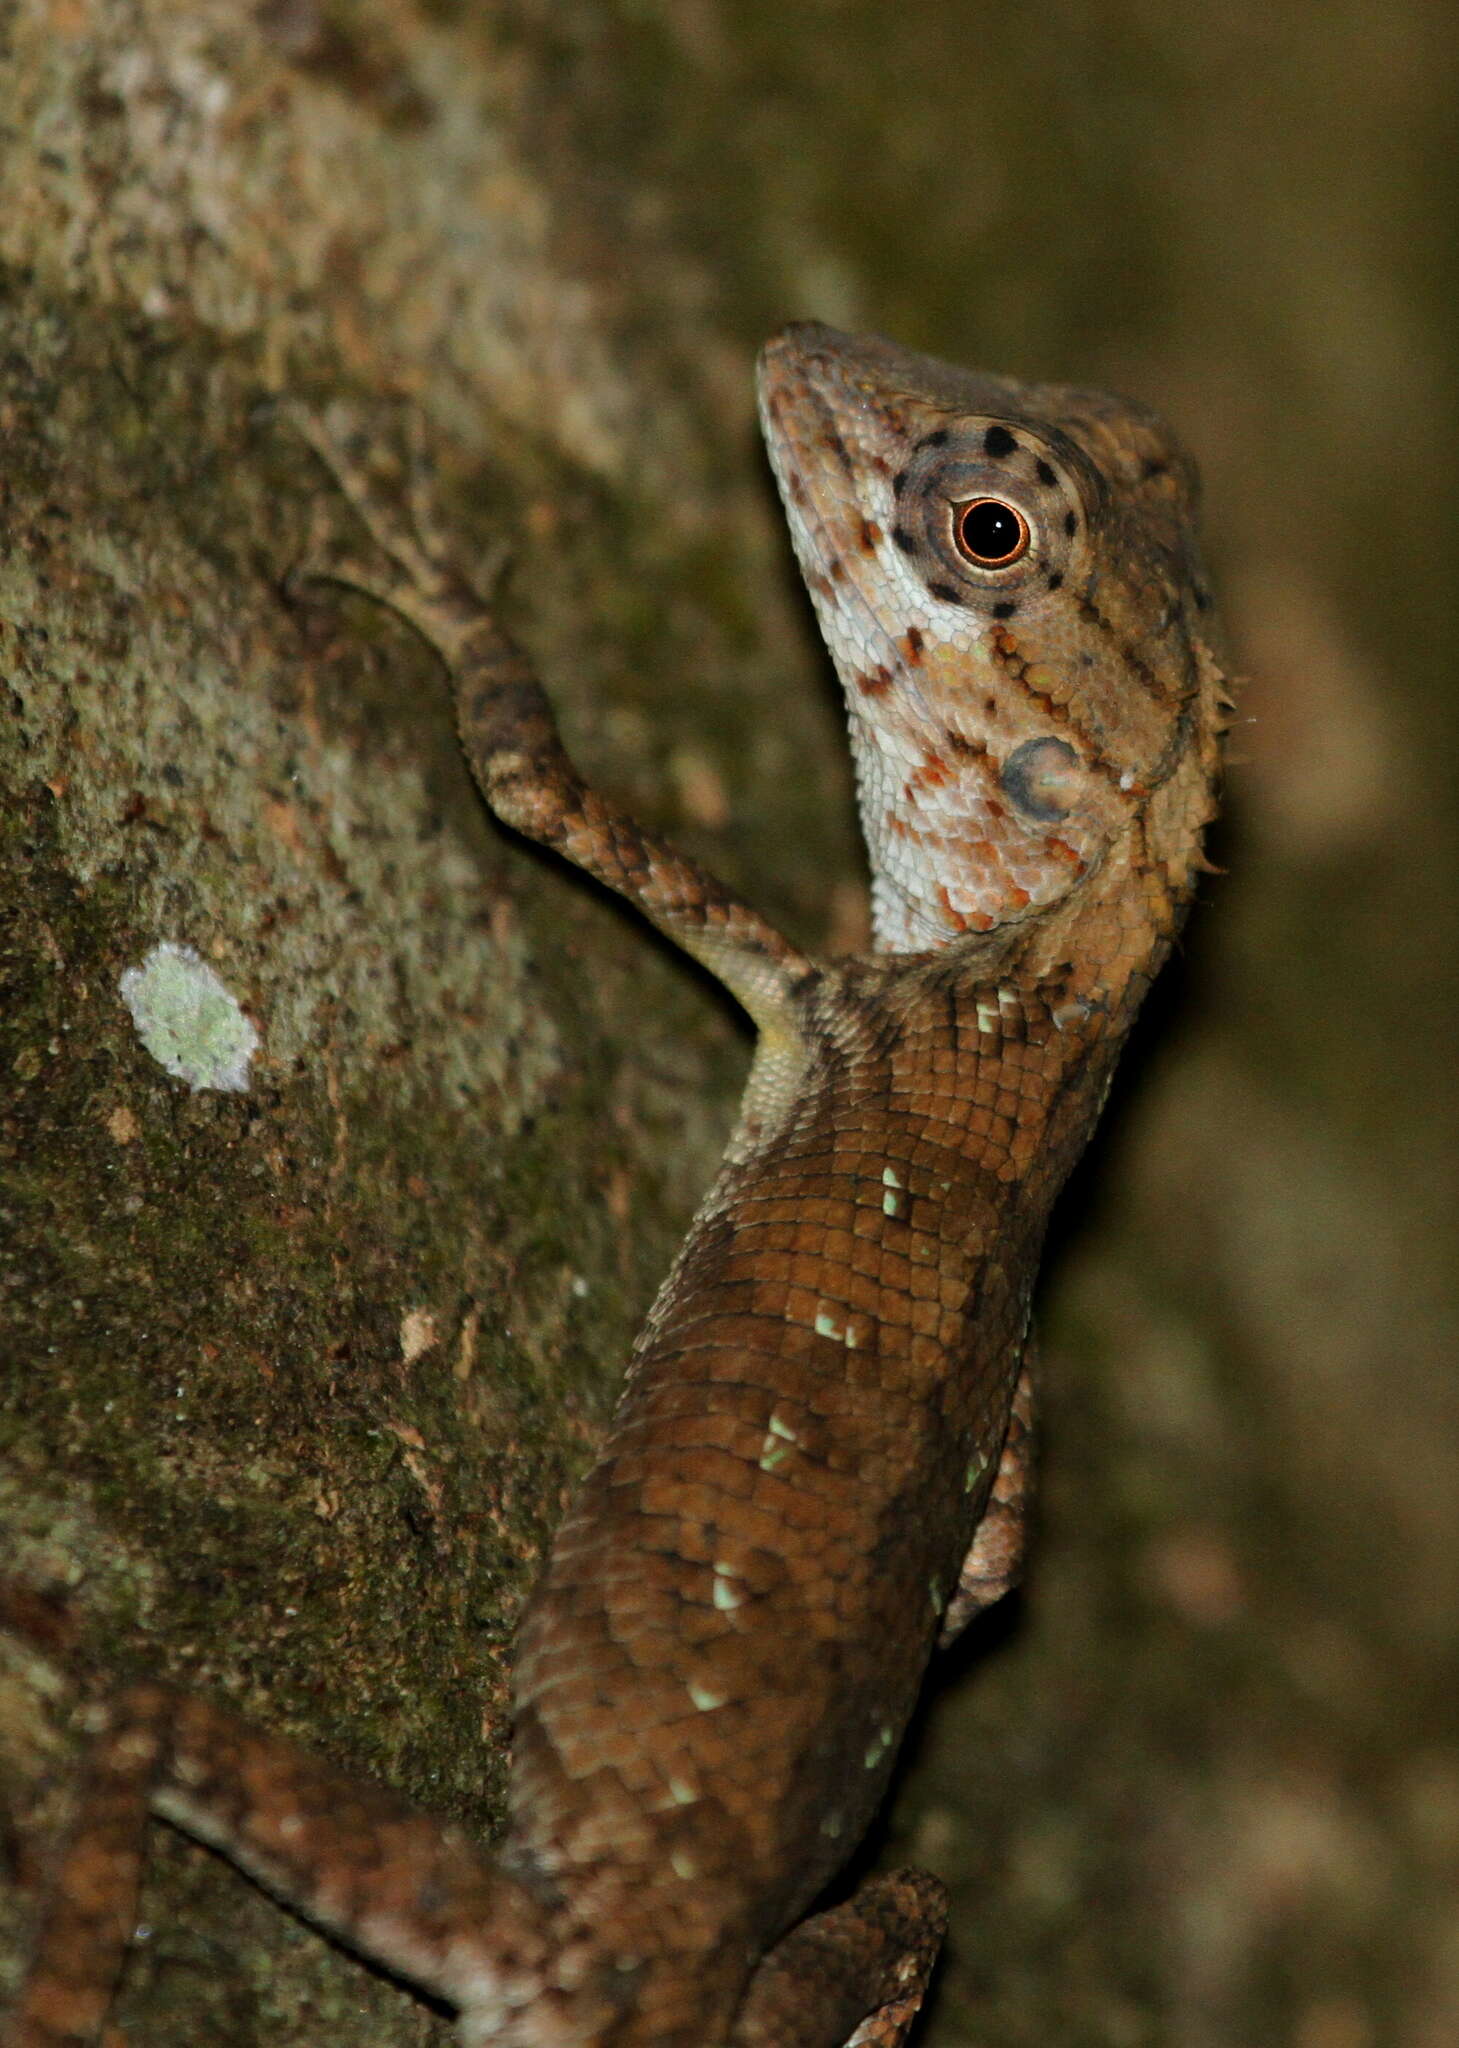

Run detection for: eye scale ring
[[954, 498, 1031, 569]]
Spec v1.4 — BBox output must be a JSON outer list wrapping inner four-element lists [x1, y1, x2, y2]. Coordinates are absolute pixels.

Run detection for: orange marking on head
[[857, 665, 894, 696], [902, 757, 955, 805], [1044, 836, 1088, 873], [935, 885, 971, 931], [903, 626, 924, 665], [859, 518, 883, 552]]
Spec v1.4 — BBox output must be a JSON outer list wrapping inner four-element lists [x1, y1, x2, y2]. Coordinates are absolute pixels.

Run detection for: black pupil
[[960, 500, 1023, 563]]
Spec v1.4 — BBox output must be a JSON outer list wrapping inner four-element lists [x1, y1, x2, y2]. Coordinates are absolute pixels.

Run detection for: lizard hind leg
[[938, 1348, 1037, 1649], [5, 1683, 552, 2048], [4, 1689, 160, 2048], [728, 1868, 948, 2048]]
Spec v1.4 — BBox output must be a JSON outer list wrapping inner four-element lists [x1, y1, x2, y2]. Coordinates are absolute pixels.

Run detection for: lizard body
[[6, 324, 1225, 2048]]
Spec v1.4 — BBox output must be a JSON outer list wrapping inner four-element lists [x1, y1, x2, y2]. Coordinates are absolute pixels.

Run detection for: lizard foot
[[730, 1867, 948, 2048], [288, 400, 510, 662]]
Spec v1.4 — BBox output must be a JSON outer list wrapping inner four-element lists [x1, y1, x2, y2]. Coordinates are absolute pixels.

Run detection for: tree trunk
[[1, 5, 1454, 2045]]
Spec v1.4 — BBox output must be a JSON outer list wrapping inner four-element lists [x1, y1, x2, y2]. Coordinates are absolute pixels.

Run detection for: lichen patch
[[118, 942, 259, 1093]]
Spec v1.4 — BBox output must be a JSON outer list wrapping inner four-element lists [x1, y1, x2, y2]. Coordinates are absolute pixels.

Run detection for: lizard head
[[758, 322, 1225, 964]]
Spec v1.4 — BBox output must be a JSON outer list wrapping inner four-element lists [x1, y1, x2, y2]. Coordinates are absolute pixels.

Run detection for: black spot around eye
[[892, 525, 916, 555], [1063, 511, 1077, 537], [983, 425, 1017, 458], [999, 736, 1081, 822], [916, 428, 950, 451], [1035, 459, 1057, 487]]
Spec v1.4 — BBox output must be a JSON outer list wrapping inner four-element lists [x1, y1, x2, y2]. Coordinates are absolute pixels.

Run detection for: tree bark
[[1, 5, 1455, 2045]]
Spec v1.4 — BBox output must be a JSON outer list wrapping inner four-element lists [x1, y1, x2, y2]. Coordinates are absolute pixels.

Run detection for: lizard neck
[[864, 685, 1220, 1036]]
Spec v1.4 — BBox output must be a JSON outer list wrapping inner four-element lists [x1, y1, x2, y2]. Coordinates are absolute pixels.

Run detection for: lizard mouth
[[756, 329, 916, 699], [756, 326, 861, 511]]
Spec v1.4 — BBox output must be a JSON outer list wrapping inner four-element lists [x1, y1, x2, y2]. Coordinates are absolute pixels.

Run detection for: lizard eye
[[954, 498, 1030, 569]]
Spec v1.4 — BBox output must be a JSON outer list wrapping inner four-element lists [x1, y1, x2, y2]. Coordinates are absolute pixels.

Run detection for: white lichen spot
[[965, 1452, 988, 1493], [687, 1681, 726, 1712], [668, 1778, 698, 1806], [882, 1188, 904, 1218], [928, 1575, 945, 1614], [119, 942, 258, 1093], [820, 1810, 844, 1839], [881, 1165, 903, 1189], [814, 1310, 843, 1342], [768, 1414, 798, 1442], [670, 1851, 698, 1881]]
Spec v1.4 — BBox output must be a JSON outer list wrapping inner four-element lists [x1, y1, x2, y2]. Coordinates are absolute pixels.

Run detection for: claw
[[283, 400, 517, 667], [285, 402, 483, 626], [289, 402, 438, 585]]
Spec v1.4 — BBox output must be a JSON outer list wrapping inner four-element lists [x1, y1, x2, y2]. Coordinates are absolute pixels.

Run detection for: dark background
[[1, 3, 1454, 2042]]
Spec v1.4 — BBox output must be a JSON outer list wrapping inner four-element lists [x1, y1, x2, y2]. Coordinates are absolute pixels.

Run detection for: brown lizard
[[5, 322, 1225, 2048]]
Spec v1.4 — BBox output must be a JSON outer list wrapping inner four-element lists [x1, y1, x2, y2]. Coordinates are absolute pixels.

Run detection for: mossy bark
[[2, 5, 1455, 2045]]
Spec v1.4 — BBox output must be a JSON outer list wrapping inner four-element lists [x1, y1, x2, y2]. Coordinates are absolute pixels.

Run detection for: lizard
[[5, 320, 1226, 2048]]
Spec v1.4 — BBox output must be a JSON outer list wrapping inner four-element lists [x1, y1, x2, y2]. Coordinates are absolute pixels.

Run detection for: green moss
[[0, 267, 751, 2045]]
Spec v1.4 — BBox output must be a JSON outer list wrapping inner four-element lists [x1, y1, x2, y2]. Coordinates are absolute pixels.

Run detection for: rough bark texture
[[1, 4, 1455, 2046]]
